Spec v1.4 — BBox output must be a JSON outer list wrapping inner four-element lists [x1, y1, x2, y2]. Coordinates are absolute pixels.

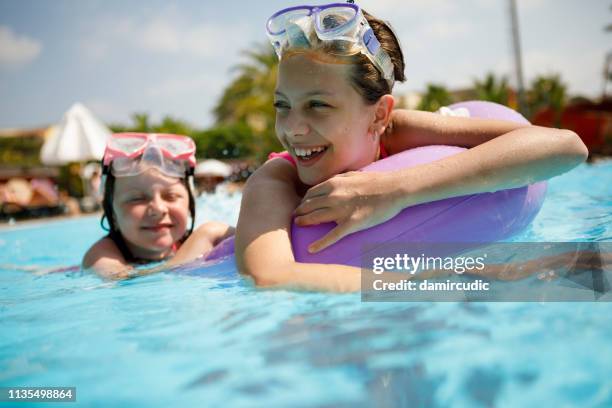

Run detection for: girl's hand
[[294, 171, 405, 253]]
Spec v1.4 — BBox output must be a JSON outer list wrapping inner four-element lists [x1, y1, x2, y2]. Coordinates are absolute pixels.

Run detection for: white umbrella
[[194, 159, 233, 178], [40, 102, 111, 165]]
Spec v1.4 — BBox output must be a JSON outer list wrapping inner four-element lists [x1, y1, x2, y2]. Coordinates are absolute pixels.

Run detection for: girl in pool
[[235, 2, 588, 291], [82, 133, 234, 279]]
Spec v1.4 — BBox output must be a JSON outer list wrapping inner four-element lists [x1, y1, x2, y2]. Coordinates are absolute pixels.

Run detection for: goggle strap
[[99, 173, 107, 197], [286, 19, 313, 49], [360, 26, 394, 84], [362, 27, 379, 55], [374, 47, 394, 81], [188, 175, 196, 197]]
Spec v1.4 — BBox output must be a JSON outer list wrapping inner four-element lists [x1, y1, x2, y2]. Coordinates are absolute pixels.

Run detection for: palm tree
[[131, 113, 151, 132], [214, 44, 281, 161], [417, 84, 454, 112], [192, 123, 253, 159], [473, 73, 510, 105]]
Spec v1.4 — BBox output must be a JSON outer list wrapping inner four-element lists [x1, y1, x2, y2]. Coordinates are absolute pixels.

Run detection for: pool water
[[1, 163, 611, 407]]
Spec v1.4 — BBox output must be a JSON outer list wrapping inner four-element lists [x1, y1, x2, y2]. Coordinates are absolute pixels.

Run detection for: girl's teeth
[[295, 146, 325, 157]]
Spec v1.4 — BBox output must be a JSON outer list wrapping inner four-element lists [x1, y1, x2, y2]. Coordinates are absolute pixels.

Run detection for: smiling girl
[[234, 3, 587, 292], [82, 133, 234, 279]]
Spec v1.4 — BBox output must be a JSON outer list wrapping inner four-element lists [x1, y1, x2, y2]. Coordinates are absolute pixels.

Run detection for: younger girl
[[82, 133, 234, 279], [235, 3, 588, 291]]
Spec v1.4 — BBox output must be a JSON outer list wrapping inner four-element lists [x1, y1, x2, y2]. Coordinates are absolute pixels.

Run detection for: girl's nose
[[146, 195, 167, 217], [284, 112, 310, 139]]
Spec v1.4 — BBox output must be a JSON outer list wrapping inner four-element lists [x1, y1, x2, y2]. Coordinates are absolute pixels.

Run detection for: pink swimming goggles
[[102, 133, 196, 178]]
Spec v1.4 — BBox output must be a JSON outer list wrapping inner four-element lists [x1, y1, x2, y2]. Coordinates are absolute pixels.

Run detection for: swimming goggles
[[266, 2, 395, 87], [102, 133, 196, 178]]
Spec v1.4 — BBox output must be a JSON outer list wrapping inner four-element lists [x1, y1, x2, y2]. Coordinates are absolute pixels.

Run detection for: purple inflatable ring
[[204, 101, 546, 266]]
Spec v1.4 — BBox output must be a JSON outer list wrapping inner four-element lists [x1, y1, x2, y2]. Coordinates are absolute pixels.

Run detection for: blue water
[[1, 163, 611, 407]]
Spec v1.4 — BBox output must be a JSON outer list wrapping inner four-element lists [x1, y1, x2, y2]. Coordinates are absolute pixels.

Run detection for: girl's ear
[[371, 94, 395, 136]]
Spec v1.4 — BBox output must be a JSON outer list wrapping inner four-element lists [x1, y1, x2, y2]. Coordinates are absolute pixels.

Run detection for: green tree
[[108, 123, 128, 133], [0, 135, 43, 166], [192, 122, 254, 159], [473, 73, 510, 105], [527, 74, 567, 125], [213, 44, 281, 162], [109, 112, 153, 133], [152, 116, 193, 136], [417, 84, 454, 112], [110, 113, 193, 136], [132, 113, 151, 132]]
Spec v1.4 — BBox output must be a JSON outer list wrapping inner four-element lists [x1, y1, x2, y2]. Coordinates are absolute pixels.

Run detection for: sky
[[0, 0, 609, 130]]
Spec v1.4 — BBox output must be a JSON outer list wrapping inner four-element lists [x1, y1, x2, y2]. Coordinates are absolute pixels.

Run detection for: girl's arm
[[82, 240, 172, 280], [295, 109, 588, 252], [384, 109, 533, 151], [81, 238, 133, 280], [237, 157, 602, 291], [166, 222, 235, 266], [82, 222, 235, 280], [235, 158, 361, 292]]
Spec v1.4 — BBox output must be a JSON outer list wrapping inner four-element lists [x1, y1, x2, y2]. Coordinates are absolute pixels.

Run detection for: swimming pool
[[1, 162, 611, 407]]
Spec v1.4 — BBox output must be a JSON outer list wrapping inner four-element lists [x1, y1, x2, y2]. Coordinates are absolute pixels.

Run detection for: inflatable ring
[[204, 101, 546, 266]]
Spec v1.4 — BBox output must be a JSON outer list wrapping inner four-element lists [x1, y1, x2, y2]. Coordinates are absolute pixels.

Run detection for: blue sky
[[0, 0, 609, 129]]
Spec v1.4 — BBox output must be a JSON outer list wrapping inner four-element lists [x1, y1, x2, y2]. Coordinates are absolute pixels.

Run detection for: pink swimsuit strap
[[268, 151, 296, 166], [379, 141, 389, 159]]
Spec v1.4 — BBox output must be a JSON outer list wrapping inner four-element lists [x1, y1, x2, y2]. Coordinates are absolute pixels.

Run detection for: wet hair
[[300, 10, 406, 104], [100, 171, 196, 263]]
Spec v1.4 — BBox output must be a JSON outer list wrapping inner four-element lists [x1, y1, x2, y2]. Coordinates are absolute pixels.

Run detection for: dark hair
[[100, 170, 196, 262]]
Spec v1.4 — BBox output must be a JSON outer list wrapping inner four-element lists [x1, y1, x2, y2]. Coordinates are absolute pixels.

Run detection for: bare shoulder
[[82, 237, 117, 267], [235, 160, 300, 281], [81, 237, 128, 277], [248, 157, 299, 185]]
